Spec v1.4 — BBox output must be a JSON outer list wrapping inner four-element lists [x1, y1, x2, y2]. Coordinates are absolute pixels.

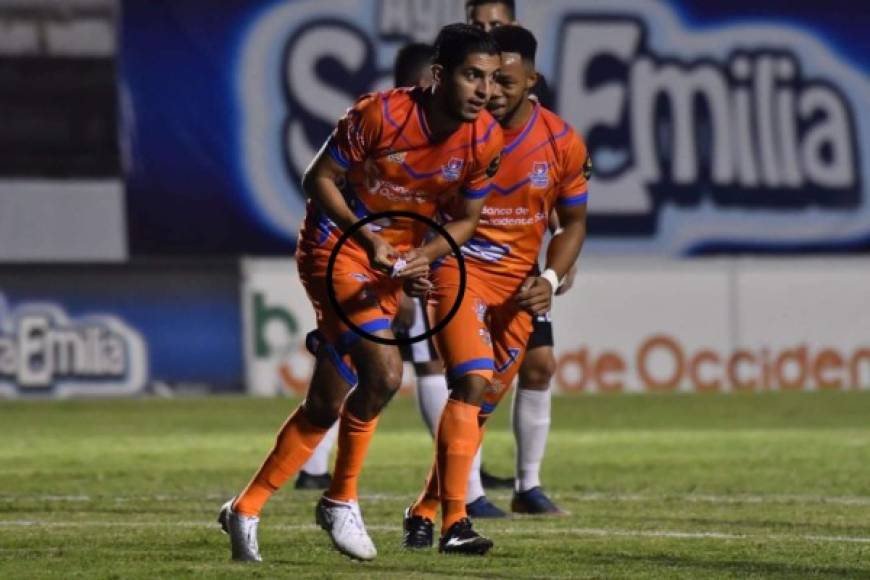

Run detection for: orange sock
[[234, 406, 330, 517], [437, 399, 481, 533], [325, 408, 379, 502], [411, 462, 440, 521]]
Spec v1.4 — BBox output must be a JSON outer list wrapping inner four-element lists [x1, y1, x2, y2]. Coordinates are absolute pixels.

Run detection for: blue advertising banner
[[120, 0, 869, 256], [0, 261, 243, 397]]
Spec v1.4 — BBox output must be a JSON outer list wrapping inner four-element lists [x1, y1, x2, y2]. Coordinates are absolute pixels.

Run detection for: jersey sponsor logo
[[441, 157, 465, 182], [461, 237, 511, 263], [529, 161, 550, 188], [0, 293, 148, 397]]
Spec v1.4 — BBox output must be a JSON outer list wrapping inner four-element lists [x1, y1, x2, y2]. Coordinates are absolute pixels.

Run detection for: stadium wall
[[119, 0, 869, 256], [243, 257, 870, 396]]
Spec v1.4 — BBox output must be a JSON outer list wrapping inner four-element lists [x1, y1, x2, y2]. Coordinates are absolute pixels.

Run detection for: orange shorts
[[297, 242, 401, 379], [430, 260, 533, 414]]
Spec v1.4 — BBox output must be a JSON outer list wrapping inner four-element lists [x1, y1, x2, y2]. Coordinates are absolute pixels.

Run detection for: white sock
[[513, 388, 552, 492], [415, 374, 448, 437], [466, 446, 484, 503], [301, 422, 339, 475]]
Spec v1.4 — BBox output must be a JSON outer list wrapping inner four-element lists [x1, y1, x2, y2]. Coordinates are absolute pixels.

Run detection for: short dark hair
[[465, 0, 516, 20], [490, 25, 537, 65], [433, 23, 500, 73], [393, 42, 435, 87]]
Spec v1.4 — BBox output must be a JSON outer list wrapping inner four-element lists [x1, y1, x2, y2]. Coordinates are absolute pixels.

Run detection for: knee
[[358, 356, 403, 397], [448, 374, 490, 405], [519, 350, 557, 390], [303, 392, 342, 428]]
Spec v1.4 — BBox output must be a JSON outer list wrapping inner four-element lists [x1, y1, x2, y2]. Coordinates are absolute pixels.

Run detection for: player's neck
[[501, 96, 534, 132], [420, 89, 462, 141]]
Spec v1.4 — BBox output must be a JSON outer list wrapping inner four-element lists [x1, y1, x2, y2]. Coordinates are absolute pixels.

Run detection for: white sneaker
[[218, 498, 262, 562], [315, 496, 377, 561]]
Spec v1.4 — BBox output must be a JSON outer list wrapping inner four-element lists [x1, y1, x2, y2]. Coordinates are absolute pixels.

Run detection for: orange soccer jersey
[[296, 88, 504, 360], [459, 102, 590, 282], [432, 102, 590, 410]]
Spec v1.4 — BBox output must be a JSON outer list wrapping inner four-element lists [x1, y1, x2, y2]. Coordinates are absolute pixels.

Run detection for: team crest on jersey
[[351, 273, 371, 283], [386, 150, 406, 164], [441, 157, 464, 182], [529, 162, 550, 188]]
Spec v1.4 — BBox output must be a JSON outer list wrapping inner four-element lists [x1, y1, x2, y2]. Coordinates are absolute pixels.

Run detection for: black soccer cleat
[[511, 486, 568, 516], [480, 466, 514, 490], [402, 506, 434, 549], [438, 518, 493, 555], [294, 470, 332, 490]]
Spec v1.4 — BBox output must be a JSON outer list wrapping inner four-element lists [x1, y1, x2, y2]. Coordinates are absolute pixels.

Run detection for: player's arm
[[421, 195, 486, 264], [301, 145, 397, 273], [546, 208, 577, 295], [395, 194, 486, 287], [516, 203, 586, 314], [517, 131, 590, 314], [401, 131, 503, 277]]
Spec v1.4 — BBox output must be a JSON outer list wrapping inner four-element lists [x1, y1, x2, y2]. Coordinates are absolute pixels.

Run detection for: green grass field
[[1, 392, 869, 579]]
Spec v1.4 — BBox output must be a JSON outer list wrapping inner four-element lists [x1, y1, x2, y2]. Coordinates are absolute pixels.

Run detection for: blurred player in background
[[403, 24, 590, 555], [219, 24, 503, 562], [466, 0, 571, 515]]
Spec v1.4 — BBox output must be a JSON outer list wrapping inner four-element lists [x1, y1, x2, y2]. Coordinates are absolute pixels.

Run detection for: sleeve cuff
[[326, 138, 351, 170], [462, 184, 493, 199], [558, 191, 588, 207]]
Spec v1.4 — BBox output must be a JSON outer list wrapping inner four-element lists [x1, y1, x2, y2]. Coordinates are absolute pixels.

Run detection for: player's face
[[488, 52, 534, 121], [439, 52, 501, 122], [467, 3, 514, 32]]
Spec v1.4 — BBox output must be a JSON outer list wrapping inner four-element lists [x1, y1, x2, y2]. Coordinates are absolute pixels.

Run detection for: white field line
[[0, 520, 869, 545], [2, 492, 870, 507]]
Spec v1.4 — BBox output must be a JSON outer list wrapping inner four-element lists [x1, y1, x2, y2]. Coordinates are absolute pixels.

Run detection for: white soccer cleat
[[218, 498, 263, 562], [315, 496, 378, 561]]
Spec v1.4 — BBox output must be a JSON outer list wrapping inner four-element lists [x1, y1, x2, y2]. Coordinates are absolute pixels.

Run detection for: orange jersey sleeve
[[326, 93, 383, 169], [556, 129, 591, 208], [460, 116, 504, 200]]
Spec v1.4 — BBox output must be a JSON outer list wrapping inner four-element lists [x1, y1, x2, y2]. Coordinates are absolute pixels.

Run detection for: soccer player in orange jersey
[[403, 25, 589, 555], [219, 24, 503, 563], [466, 0, 574, 516]]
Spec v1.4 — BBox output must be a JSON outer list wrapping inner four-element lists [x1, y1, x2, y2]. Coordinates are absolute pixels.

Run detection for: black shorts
[[527, 311, 554, 350], [395, 296, 439, 364]]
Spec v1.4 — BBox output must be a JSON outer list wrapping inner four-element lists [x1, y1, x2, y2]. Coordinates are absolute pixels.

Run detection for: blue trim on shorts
[[325, 344, 358, 385], [448, 358, 494, 381], [338, 317, 392, 352]]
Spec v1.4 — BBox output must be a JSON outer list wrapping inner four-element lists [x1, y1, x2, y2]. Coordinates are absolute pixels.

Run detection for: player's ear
[[431, 64, 445, 88], [526, 67, 539, 91]]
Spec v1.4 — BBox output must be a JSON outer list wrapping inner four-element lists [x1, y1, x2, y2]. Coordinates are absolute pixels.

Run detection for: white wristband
[[540, 268, 560, 294]]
